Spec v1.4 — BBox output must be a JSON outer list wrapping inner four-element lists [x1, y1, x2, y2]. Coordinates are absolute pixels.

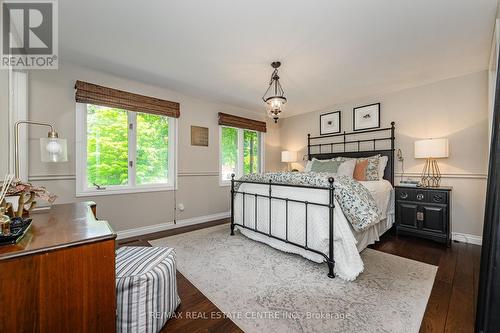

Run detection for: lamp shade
[[40, 137, 68, 162], [281, 151, 297, 163], [414, 138, 449, 159]]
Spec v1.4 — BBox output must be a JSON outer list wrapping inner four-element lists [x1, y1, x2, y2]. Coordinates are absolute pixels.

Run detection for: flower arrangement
[[0, 178, 57, 217]]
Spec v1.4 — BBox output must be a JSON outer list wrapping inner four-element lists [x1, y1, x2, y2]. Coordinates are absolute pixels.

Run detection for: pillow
[[335, 156, 353, 162], [310, 159, 343, 173], [378, 156, 388, 179], [305, 160, 313, 172], [336, 159, 356, 177], [353, 155, 380, 181], [353, 159, 369, 180]]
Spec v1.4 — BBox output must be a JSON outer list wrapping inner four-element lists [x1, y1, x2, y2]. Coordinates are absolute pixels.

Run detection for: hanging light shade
[[262, 61, 287, 123]]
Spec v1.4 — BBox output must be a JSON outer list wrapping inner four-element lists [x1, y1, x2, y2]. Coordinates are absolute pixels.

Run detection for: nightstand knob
[[416, 193, 424, 201], [433, 194, 443, 202], [400, 192, 408, 199]]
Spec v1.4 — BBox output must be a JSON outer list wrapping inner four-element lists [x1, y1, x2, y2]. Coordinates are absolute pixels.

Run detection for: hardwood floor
[[119, 220, 480, 333]]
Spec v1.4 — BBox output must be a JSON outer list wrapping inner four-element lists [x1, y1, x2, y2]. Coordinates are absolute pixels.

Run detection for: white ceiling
[[60, 0, 498, 117]]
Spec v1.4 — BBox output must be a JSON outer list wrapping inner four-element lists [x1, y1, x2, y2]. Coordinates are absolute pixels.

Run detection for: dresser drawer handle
[[416, 193, 424, 201], [399, 192, 408, 199]]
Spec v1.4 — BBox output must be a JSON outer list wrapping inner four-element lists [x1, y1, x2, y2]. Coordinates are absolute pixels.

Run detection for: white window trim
[[75, 103, 178, 197], [219, 125, 265, 187]]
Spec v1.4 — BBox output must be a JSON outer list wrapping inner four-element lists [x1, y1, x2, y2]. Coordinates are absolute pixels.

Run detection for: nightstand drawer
[[395, 188, 428, 202], [396, 188, 448, 204], [427, 191, 448, 204], [395, 188, 416, 201]]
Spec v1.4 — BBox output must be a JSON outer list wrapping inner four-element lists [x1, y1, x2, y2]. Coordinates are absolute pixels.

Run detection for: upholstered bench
[[116, 246, 181, 333]]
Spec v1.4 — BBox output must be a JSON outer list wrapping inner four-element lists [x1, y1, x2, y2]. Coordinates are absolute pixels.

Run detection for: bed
[[230, 122, 395, 280]]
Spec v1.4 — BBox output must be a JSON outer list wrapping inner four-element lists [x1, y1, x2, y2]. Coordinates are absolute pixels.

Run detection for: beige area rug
[[151, 224, 437, 333]]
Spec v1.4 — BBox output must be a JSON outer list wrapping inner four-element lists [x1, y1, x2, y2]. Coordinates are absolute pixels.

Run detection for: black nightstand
[[395, 186, 452, 246]]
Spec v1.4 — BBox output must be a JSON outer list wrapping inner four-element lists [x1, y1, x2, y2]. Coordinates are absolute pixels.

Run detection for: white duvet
[[234, 179, 393, 281]]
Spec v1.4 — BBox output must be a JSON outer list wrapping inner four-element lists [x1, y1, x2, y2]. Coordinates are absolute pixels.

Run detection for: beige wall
[[16, 62, 280, 232], [279, 71, 489, 237]]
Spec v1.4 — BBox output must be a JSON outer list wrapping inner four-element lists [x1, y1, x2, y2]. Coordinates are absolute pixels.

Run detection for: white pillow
[[337, 159, 356, 177], [378, 156, 388, 178]]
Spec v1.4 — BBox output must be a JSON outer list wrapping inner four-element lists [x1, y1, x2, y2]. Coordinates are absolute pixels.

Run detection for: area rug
[[151, 224, 437, 333]]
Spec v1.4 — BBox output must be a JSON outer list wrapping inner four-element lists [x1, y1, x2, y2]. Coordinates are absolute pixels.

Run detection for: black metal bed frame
[[230, 122, 396, 278]]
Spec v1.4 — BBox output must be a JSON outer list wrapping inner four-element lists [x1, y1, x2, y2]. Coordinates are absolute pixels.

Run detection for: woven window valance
[[75, 80, 180, 118], [218, 112, 266, 133]]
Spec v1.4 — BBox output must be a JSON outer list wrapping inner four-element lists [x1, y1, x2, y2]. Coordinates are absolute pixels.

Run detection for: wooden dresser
[[0, 202, 117, 333]]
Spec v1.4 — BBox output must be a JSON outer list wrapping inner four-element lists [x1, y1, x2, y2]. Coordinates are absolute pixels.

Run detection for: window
[[76, 104, 176, 196], [220, 126, 264, 185]]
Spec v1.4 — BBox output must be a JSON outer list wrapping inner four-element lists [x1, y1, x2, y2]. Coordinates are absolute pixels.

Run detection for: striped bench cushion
[[116, 246, 181, 333]]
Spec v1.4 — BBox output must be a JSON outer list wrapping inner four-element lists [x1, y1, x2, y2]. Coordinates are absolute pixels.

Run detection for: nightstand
[[394, 185, 452, 246]]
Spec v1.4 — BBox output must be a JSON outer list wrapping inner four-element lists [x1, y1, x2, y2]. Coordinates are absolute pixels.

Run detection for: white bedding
[[234, 179, 394, 281]]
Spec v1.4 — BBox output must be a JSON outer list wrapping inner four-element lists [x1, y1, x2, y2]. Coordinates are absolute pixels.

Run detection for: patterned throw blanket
[[235, 172, 382, 231]]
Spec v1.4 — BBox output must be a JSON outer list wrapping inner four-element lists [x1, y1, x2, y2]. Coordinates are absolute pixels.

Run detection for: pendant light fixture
[[262, 61, 287, 123]]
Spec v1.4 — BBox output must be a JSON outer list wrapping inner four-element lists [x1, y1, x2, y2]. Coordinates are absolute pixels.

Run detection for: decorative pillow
[[353, 159, 369, 180], [354, 155, 380, 181], [310, 159, 343, 173], [378, 155, 388, 179], [336, 159, 356, 177]]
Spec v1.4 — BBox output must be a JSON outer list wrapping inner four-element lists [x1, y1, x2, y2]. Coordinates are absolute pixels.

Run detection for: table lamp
[[281, 151, 297, 171], [414, 138, 449, 187]]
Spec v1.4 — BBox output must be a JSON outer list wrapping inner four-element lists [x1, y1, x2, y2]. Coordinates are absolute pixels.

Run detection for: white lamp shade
[[414, 138, 449, 159], [281, 151, 297, 163], [40, 137, 68, 162]]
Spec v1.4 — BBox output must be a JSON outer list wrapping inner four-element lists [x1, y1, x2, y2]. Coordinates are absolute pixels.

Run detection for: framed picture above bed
[[320, 111, 341, 135], [353, 103, 380, 131]]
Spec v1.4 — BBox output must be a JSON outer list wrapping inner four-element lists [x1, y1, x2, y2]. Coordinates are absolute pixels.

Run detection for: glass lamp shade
[[40, 137, 68, 162], [414, 138, 449, 159]]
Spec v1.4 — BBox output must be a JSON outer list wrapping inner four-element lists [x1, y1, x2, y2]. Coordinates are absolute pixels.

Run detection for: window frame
[[75, 103, 177, 197], [219, 125, 265, 187]]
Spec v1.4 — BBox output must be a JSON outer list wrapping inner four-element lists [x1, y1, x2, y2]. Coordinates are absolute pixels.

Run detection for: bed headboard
[[307, 122, 395, 185]]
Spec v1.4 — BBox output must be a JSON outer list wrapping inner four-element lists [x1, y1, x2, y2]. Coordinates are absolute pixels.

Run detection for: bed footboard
[[230, 174, 336, 278]]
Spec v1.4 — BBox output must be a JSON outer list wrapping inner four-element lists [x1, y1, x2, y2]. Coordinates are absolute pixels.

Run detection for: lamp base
[[420, 158, 442, 187]]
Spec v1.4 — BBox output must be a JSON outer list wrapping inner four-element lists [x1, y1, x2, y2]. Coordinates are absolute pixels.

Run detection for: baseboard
[[116, 211, 230, 240], [452, 232, 482, 245]]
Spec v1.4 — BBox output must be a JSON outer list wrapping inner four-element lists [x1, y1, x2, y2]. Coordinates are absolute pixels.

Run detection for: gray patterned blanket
[[235, 172, 382, 231]]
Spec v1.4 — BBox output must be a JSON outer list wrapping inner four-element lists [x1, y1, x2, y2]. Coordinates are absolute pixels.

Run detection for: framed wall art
[[320, 111, 341, 135], [353, 103, 380, 131]]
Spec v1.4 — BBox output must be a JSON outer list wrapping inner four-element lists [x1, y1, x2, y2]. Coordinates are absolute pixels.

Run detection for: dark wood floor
[[119, 220, 481, 333]]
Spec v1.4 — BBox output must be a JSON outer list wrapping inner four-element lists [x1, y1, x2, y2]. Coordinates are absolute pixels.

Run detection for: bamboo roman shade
[[218, 112, 267, 133], [75, 80, 180, 118]]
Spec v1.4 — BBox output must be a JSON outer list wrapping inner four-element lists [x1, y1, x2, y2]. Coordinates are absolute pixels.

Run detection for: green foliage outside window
[[221, 127, 238, 180], [220, 127, 260, 180], [243, 130, 260, 174], [87, 105, 129, 186], [137, 113, 169, 184], [86, 105, 169, 187]]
